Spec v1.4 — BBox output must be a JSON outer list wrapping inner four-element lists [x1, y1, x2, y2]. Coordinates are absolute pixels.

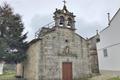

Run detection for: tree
[[0, 3, 27, 77]]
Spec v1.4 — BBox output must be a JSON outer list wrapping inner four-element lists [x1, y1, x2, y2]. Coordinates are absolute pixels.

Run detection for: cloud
[[0, 0, 120, 41], [25, 14, 53, 41], [76, 18, 98, 38]]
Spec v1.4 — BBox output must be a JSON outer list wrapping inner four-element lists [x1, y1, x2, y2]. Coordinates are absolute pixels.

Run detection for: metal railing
[[35, 21, 55, 38]]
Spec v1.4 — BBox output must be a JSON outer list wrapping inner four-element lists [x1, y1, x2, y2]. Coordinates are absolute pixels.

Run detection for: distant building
[[97, 8, 120, 75], [23, 4, 99, 80]]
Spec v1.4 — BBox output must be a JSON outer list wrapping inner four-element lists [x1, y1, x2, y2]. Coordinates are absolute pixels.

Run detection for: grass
[[0, 70, 16, 80], [108, 77, 120, 80]]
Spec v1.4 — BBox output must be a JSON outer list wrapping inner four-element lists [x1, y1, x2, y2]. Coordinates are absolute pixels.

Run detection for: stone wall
[[24, 41, 41, 80], [88, 36, 99, 74]]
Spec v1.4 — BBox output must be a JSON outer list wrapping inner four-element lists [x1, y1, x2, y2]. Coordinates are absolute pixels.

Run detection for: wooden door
[[62, 62, 72, 80]]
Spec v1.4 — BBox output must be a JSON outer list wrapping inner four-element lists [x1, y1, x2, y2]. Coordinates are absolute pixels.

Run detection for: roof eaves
[[109, 8, 120, 25], [100, 8, 120, 33]]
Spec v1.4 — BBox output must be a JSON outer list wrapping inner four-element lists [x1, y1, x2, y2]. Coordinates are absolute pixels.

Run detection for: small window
[[65, 39, 68, 42], [103, 49, 108, 57]]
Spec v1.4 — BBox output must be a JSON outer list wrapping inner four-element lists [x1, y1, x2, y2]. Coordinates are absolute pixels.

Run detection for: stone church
[[23, 4, 99, 80]]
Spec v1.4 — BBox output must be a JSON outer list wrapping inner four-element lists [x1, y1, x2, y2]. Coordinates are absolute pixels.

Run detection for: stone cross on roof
[[63, 0, 66, 5]]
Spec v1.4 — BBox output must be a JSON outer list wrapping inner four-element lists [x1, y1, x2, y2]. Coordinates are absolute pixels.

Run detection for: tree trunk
[[16, 63, 23, 78]]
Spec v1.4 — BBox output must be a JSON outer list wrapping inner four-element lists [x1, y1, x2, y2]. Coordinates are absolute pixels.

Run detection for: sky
[[0, 0, 120, 41]]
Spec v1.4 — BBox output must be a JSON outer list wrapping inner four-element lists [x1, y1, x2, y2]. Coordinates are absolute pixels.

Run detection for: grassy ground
[[0, 70, 16, 80], [0, 71, 120, 80], [108, 77, 120, 80], [89, 74, 120, 80]]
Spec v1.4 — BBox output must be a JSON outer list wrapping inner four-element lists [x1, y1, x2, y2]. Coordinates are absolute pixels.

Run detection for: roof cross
[[63, 0, 66, 5]]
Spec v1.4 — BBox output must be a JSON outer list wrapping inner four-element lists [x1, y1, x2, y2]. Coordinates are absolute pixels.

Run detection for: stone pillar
[[64, 18, 68, 27], [16, 63, 23, 78], [72, 21, 75, 30], [0, 62, 4, 75], [55, 17, 60, 27]]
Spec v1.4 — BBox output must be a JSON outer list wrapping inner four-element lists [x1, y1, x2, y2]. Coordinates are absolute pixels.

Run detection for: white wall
[[97, 9, 120, 71]]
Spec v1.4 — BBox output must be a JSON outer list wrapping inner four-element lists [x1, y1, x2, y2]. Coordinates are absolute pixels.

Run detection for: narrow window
[[103, 48, 108, 57]]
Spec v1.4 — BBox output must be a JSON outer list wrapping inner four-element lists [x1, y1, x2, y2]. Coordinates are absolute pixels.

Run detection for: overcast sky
[[0, 0, 120, 41]]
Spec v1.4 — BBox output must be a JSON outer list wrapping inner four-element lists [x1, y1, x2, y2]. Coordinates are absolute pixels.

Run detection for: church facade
[[23, 5, 99, 80]]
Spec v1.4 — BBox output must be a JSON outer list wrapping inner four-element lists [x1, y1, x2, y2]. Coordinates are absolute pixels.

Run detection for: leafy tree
[[0, 3, 27, 64]]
